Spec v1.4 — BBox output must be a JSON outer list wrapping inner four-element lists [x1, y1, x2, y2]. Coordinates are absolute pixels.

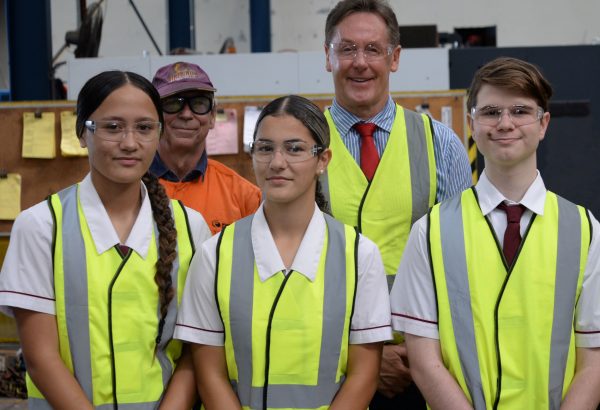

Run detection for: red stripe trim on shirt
[[350, 323, 392, 332], [175, 323, 224, 334], [392, 312, 438, 325], [575, 330, 600, 334], [0, 290, 55, 302]]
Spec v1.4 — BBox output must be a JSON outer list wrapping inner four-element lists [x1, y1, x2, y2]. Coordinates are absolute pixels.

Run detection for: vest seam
[[348, 227, 359, 329], [47, 195, 58, 278], [426, 210, 439, 324], [214, 226, 227, 329], [425, 115, 438, 204], [263, 270, 293, 410], [107, 252, 132, 410], [177, 199, 196, 256]]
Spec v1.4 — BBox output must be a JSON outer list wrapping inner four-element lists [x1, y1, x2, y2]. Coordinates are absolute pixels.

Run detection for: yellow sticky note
[[0, 174, 21, 221], [60, 111, 88, 157], [22, 112, 56, 159]]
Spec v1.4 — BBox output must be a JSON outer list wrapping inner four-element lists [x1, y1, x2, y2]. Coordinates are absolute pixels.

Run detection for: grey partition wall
[[450, 45, 600, 216]]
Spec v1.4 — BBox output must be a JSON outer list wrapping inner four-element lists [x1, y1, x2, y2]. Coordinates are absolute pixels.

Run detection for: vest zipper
[[263, 270, 294, 410]]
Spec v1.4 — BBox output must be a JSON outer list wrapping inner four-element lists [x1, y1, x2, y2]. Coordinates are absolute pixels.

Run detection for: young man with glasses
[[151, 62, 261, 234], [391, 57, 600, 409], [322, 0, 472, 408]]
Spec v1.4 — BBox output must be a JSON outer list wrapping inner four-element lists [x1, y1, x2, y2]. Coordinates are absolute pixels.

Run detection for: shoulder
[[12, 200, 54, 236], [181, 205, 212, 244], [207, 159, 259, 190]]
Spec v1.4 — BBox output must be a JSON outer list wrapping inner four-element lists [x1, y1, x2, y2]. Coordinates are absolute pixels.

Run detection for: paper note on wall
[[22, 112, 56, 159], [0, 174, 21, 220], [60, 111, 88, 157], [206, 109, 239, 155], [243, 106, 262, 153]]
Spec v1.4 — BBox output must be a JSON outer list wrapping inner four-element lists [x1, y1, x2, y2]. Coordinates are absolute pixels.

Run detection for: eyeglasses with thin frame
[[470, 105, 544, 127], [250, 140, 325, 163], [84, 120, 162, 142], [162, 95, 213, 115], [329, 42, 395, 61]]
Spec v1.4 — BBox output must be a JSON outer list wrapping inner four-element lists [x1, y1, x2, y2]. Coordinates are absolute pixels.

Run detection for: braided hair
[[76, 70, 175, 349], [142, 173, 177, 347]]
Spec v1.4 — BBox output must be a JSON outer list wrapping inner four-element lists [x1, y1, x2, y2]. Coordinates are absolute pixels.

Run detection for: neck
[[484, 162, 538, 203], [337, 97, 388, 121], [158, 140, 205, 180], [263, 199, 315, 238], [91, 174, 142, 243]]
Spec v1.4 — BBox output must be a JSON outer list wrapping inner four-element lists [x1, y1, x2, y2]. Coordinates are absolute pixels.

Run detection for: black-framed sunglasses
[[162, 95, 213, 115]]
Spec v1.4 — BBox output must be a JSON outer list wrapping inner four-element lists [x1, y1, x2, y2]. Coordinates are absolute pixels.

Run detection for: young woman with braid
[[175, 95, 392, 409], [0, 71, 211, 409]]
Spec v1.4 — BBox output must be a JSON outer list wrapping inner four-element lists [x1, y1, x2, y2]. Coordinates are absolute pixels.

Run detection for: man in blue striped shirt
[[322, 0, 472, 408]]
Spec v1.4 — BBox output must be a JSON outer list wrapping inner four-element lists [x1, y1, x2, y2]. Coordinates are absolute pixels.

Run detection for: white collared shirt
[[175, 203, 393, 345], [390, 170, 600, 347], [0, 173, 210, 316]]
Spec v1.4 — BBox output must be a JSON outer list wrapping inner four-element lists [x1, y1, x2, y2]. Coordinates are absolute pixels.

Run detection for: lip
[[266, 176, 292, 185], [115, 157, 141, 166], [349, 76, 373, 84]]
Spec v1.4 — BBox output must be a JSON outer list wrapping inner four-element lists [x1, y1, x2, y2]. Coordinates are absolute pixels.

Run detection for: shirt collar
[[251, 203, 325, 282], [329, 96, 396, 136], [475, 170, 547, 216], [79, 173, 155, 258], [149, 151, 208, 182]]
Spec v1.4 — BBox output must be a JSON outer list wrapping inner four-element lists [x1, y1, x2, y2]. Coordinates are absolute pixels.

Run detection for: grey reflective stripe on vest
[[548, 196, 582, 410], [53, 186, 176, 407], [227, 214, 348, 408], [404, 110, 432, 225], [438, 194, 487, 409], [439, 194, 583, 410], [320, 109, 432, 224], [59, 185, 94, 400], [29, 398, 160, 410]]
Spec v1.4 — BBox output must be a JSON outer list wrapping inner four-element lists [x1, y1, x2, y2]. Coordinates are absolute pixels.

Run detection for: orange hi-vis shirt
[[159, 159, 261, 235]]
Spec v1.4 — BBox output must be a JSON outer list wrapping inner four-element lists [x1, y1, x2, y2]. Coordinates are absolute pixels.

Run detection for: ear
[[390, 45, 401, 73], [325, 43, 333, 73], [316, 148, 332, 176], [538, 111, 550, 141], [467, 113, 475, 135], [208, 108, 217, 130], [79, 136, 88, 148]]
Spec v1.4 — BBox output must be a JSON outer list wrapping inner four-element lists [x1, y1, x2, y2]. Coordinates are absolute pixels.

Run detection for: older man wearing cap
[[150, 61, 261, 235]]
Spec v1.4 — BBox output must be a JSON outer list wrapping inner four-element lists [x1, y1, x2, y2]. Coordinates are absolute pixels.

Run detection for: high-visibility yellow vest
[[429, 188, 590, 409], [215, 213, 357, 410], [322, 106, 436, 289], [27, 184, 194, 409]]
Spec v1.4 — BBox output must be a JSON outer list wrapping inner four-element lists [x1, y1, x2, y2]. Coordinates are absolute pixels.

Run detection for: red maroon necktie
[[353, 122, 379, 181], [497, 202, 526, 265]]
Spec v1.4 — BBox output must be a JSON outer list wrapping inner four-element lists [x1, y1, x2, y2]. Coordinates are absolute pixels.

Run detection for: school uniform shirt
[[175, 203, 393, 345], [390, 170, 600, 348], [0, 173, 211, 316]]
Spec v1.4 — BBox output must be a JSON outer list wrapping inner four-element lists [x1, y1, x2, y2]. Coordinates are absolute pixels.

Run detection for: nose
[[497, 109, 515, 129], [178, 101, 194, 118], [268, 148, 288, 168], [352, 50, 368, 67], [120, 129, 138, 149]]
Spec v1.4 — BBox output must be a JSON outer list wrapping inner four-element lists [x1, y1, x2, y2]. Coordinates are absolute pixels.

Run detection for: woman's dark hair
[[76, 70, 164, 138], [253, 95, 331, 213], [76, 71, 174, 349]]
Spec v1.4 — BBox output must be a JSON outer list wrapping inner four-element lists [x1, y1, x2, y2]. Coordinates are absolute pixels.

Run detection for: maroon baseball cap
[[152, 61, 217, 98]]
